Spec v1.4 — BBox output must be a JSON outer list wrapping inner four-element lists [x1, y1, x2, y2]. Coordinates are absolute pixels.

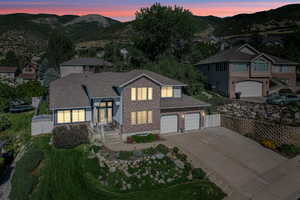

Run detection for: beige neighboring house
[[198, 44, 299, 98], [0, 66, 17, 79], [60, 57, 113, 77]]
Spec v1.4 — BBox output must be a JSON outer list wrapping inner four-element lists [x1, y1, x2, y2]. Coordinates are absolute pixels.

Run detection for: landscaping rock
[[155, 153, 165, 159], [174, 160, 185, 169], [109, 167, 116, 173]]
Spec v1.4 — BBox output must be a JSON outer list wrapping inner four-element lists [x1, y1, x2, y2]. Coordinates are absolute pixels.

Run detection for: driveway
[[163, 127, 300, 200]]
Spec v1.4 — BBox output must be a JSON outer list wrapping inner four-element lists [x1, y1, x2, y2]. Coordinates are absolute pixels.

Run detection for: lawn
[[37, 99, 50, 115], [10, 136, 226, 200]]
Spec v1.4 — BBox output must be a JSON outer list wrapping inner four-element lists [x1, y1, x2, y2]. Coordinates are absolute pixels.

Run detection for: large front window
[[131, 110, 153, 125], [72, 109, 85, 123], [161, 86, 173, 98], [57, 110, 71, 124], [131, 87, 153, 101], [233, 64, 248, 72], [253, 59, 268, 72], [57, 109, 86, 124]]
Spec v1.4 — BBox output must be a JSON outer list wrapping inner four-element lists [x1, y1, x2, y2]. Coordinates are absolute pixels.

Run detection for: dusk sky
[[0, 0, 299, 21]]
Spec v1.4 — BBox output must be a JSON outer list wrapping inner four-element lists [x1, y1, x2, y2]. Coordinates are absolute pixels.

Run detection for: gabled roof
[[49, 70, 186, 109], [61, 57, 113, 67], [197, 44, 299, 65], [0, 67, 17, 73]]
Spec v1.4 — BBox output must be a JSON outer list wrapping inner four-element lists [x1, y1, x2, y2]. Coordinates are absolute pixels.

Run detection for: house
[[19, 64, 38, 82], [49, 70, 210, 140], [60, 57, 113, 77], [198, 44, 299, 98], [0, 66, 17, 79]]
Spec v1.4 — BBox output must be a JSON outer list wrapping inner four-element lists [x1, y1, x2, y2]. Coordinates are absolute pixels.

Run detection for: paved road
[[164, 128, 300, 200]]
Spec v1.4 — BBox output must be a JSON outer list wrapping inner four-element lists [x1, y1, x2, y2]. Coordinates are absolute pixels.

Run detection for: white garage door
[[235, 81, 262, 97], [185, 113, 200, 131], [161, 115, 178, 134]]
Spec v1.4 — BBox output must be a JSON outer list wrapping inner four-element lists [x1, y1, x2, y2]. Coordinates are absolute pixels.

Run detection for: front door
[[97, 101, 113, 124]]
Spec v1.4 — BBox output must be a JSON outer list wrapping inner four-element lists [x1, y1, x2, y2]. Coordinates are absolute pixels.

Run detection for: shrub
[[117, 151, 133, 160], [176, 153, 188, 162], [0, 115, 11, 131], [53, 125, 89, 149], [0, 157, 5, 176], [131, 133, 159, 143], [173, 147, 180, 154], [278, 144, 300, 157], [192, 168, 206, 179], [10, 145, 44, 200], [142, 147, 157, 155], [261, 139, 277, 150], [90, 145, 101, 153], [156, 144, 169, 154]]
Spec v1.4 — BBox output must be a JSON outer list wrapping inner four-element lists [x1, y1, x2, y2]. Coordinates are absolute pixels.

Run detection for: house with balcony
[[198, 44, 299, 98], [49, 70, 210, 141]]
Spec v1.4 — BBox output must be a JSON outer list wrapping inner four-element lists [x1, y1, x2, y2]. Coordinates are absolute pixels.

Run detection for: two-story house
[[198, 44, 299, 98], [49, 70, 210, 140], [60, 57, 113, 78], [0, 66, 17, 80]]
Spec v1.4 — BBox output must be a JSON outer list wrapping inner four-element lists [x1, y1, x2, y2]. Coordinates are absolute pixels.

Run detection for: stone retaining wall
[[221, 115, 300, 145]]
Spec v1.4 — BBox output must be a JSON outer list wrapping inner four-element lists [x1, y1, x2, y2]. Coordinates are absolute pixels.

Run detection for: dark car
[[266, 94, 300, 105]]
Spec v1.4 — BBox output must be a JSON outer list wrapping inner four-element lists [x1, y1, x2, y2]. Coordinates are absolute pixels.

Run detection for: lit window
[[148, 88, 153, 100], [57, 110, 71, 124], [161, 86, 173, 98], [137, 87, 147, 100], [131, 88, 136, 101], [148, 111, 152, 123], [137, 111, 147, 124], [131, 112, 136, 125], [72, 110, 85, 123]]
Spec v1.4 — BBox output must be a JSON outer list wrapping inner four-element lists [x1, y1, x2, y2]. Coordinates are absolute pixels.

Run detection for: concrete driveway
[[163, 127, 300, 200]]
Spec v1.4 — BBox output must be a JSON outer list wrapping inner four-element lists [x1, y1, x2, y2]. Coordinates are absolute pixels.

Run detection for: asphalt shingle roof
[[49, 70, 186, 109], [61, 57, 112, 66], [0, 67, 17, 73], [160, 95, 210, 109]]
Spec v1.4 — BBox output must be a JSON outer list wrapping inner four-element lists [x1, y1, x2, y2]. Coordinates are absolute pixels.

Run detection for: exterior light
[[182, 114, 185, 119]]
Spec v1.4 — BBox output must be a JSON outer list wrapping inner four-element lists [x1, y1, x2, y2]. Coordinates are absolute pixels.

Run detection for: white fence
[[204, 114, 221, 128]]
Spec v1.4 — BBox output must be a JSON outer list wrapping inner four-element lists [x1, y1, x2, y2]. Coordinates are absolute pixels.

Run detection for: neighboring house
[[198, 44, 299, 98], [60, 57, 113, 77], [0, 66, 17, 79], [49, 70, 209, 140], [19, 64, 38, 82]]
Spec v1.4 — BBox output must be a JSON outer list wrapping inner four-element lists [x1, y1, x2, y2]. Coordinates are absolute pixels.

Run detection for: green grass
[[10, 136, 226, 200], [38, 100, 50, 115], [0, 111, 34, 142]]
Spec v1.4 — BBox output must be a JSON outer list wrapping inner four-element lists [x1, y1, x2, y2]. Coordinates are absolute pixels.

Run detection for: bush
[[278, 144, 300, 157], [173, 147, 180, 154], [192, 168, 206, 179], [176, 153, 187, 162], [90, 145, 101, 153], [142, 147, 157, 155], [53, 125, 89, 149], [131, 133, 159, 143], [261, 139, 277, 150], [0, 157, 5, 176], [0, 98, 10, 113], [10, 145, 44, 200], [117, 151, 133, 160], [0, 115, 11, 131], [156, 144, 169, 154]]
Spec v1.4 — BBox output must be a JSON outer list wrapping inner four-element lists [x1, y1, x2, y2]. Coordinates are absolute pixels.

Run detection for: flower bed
[[127, 133, 160, 144], [89, 144, 209, 192], [260, 139, 300, 158]]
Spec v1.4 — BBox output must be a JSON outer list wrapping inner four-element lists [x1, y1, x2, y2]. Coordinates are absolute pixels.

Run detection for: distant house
[[198, 44, 299, 98], [49, 70, 209, 140], [0, 66, 17, 79], [19, 64, 38, 82], [60, 57, 113, 77]]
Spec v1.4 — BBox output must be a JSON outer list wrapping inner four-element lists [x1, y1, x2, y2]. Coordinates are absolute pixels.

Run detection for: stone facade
[[121, 76, 161, 134], [221, 114, 300, 145]]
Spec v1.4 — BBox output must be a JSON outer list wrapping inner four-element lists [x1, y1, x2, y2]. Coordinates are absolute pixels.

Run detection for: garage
[[160, 115, 178, 134], [235, 81, 263, 97], [184, 113, 200, 131]]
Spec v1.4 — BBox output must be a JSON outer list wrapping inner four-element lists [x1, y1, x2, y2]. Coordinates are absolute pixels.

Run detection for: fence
[[221, 115, 300, 145], [31, 115, 54, 136], [204, 114, 221, 128]]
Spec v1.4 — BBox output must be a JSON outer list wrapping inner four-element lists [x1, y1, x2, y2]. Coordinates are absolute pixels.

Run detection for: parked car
[[266, 94, 300, 105], [9, 105, 34, 113]]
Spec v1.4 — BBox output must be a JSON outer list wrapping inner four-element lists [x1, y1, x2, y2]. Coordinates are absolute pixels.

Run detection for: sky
[[0, 0, 299, 21]]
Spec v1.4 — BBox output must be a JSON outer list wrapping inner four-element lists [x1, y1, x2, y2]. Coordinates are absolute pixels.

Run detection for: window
[[131, 88, 136, 101], [131, 87, 153, 101], [148, 111, 152, 123], [57, 110, 71, 124], [148, 88, 153, 100], [72, 109, 85, 123], [161, 86, 173, 98], [131, 110, 153, 125], [278, 65, 293, 73], [253, 59, 268, 72], [215, 63, 227, 72], [131, 112, 136, 125], [233, 64, 248, 72]]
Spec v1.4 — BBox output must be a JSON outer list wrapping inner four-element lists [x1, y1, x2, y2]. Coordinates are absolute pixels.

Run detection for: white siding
[[86, 110, 92, 121], [173, 87, 182, 98]]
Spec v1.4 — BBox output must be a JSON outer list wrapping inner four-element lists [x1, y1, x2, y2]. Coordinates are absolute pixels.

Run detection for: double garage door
[[235, 81, 263, 97], [160, 113, 200, 134]]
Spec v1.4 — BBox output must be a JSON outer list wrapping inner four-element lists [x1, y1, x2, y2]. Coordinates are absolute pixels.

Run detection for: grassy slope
[[19, 136, 226, 200]]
